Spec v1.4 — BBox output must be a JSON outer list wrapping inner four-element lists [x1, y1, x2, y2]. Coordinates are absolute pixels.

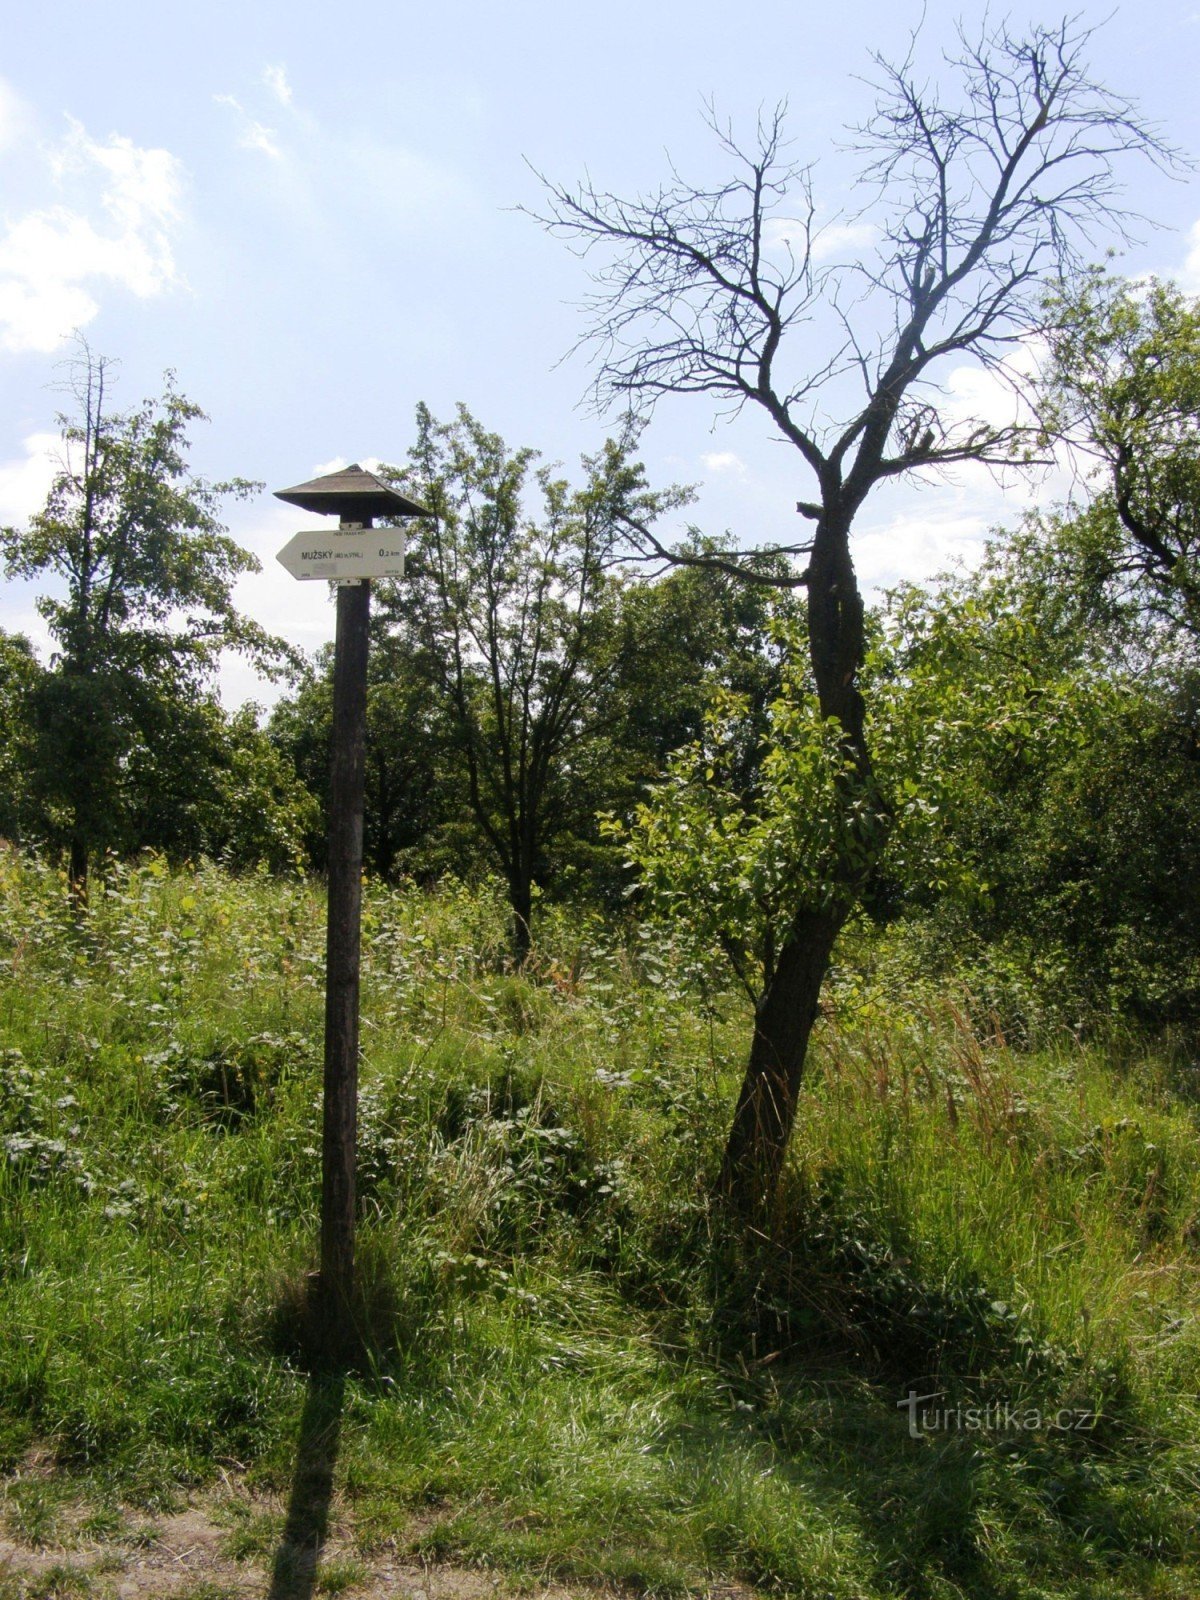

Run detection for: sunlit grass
[[0, 847, 1198, 1596]]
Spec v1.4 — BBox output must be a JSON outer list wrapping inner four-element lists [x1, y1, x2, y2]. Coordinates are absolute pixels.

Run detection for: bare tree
[[536, 17, 1181, 1213]]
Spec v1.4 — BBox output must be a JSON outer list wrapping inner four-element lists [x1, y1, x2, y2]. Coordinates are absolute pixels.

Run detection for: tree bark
[[68, 830, 89, 909], [718, 516, 887, 1217], [509, 869, 533, 961], [718, 905, 845, 1214]]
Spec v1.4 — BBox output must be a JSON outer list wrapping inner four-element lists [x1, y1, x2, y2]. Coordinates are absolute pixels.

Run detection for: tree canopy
[[1039, 271, 1200, 643], [374, 403, 680, 953], [0, 346, 288, 895]]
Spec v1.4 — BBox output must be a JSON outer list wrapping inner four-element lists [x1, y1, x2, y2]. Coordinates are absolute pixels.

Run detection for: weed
[[0, 856, 1197, 1597], [315, 1557, 368, 1594]]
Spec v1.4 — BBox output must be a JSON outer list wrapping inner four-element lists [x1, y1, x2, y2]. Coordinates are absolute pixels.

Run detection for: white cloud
[[853, 507, 992, 593], [0, 78, 30, 153], [213, 73, 471, 234], [700, 450, 745, 475], [263, 65, 293, 107], [810, 220, 878, 263], [931, 338, 1051, 464], [241, 122, 282, 161], [214, 94, 282, 161], [0, 279, 101, 355], [0, 117, 183, 354], [54, 118, 180, 236], [0, 430, 60, 526], [941, 361, 1014, 430], [309, 454, 386, 477], [762, 216, 808, 253], [762, 217, 878, 262]]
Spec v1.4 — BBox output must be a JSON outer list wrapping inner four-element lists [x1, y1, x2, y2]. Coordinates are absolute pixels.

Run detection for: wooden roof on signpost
[[274, 462, 431, 520]]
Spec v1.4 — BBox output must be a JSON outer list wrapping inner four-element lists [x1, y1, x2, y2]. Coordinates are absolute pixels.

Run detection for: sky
[[2, 0, 1200, 708]]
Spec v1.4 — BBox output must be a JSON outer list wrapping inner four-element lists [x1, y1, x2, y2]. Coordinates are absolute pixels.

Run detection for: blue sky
[[3, 0, 1200, 706]]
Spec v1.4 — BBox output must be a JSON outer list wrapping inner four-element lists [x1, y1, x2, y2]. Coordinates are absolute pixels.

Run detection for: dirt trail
[[0, 1500, 565, 1598], [0, 1494, 751, 1600]]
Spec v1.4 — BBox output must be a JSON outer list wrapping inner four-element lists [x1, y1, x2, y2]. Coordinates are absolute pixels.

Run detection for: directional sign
[[276, 527, 406, 580]]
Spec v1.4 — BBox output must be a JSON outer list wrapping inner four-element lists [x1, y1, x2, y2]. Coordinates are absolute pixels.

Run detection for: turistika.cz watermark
[[899, 1390, 1098, 1440]]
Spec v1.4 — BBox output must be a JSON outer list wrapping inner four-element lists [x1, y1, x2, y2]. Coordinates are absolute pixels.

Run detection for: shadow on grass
[[266, 1370, 345, 1600], [612, 1219, 1179, 1597]]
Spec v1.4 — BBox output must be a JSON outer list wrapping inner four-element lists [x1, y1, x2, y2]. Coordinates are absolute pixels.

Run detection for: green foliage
[[368, 404, 689, 948], [611, 543, 802, 776], [193, 704, 320, 872], [613, 610, 931, 1002], [0, 346, 287, 884], [2, 860, 1199, 1596], [874, 527, 1200, 1031], [1041, 269, 1200, 638], [0, 630, 44, 843], [614, 508, 1200, 1037], [618, 682, 854, 1000], [267, 523, 800, 912], [113, 696, 317, 872], [269, 631, 466, 882]]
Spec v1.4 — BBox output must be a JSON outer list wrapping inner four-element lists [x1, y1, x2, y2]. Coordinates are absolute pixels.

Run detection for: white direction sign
[[276, 527, 406, 581]]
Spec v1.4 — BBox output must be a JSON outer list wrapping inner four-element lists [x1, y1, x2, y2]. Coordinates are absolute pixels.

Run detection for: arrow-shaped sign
[[276, 528, 406, 580]]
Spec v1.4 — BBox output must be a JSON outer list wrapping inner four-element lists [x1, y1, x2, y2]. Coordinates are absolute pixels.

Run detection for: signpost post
[[274, 463, 431, 1355]]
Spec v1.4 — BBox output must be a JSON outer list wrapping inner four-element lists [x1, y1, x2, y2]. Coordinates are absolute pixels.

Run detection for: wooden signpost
[[274, 463, 430, 1355]]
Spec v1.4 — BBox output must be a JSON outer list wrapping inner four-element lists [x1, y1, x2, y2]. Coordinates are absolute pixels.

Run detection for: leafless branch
[[534, 16, 1184, 528]]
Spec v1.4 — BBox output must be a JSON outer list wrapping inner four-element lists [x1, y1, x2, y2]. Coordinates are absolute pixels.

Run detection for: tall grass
[[1, 846, 1198, 1597]]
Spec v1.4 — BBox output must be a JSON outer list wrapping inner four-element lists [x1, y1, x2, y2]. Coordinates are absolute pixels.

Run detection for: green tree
[[628, 524, 1200, 1041], [196, 703, 319, 872], [618, 607, 940, 1013], [269, 630, 462, 881], [0, 347, 282, 899], [615, 545, 800, 774], [1039, 271, 1200, 641], [122, 695, 318, 872], [378, 404, 679, 955], [562, 545, 803, 907], [0, 630, 46, 845], [268, 530, 798, 902], [541, 19, 1173, 1212], [877, 530, 1200, 1029]]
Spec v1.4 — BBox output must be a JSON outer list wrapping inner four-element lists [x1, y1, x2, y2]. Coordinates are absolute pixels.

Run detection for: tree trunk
[[68, 829, 89, 909], [372, 766, 395, 881], [718, 904, 845, 1215], [717, 512, 885, 1218], [509, 870, 533, 961]]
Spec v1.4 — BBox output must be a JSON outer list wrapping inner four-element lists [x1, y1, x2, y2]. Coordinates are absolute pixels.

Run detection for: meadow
[[1, 849, 1198, 1599]]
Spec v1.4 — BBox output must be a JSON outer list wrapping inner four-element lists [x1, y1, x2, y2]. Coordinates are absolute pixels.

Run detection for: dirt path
[[0, 1496, 645, 1600]]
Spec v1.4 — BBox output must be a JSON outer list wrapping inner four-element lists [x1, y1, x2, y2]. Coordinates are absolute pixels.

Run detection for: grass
[[0, 846, 1198, 1596]]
